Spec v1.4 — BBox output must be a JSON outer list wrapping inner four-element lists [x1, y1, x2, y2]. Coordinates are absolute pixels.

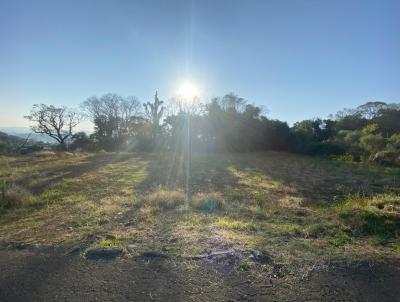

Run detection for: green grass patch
[[97, 237, 130, 249], [328, 231, 352, 247], [228, 190, 242, 201], [255, 192, 268, 208], [217, 217, 258, 231]]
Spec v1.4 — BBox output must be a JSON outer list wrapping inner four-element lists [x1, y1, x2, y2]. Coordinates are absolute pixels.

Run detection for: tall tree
[[25, 104, 82, 146], [83, 93, 141, 140], [143, 92, 165, 140]]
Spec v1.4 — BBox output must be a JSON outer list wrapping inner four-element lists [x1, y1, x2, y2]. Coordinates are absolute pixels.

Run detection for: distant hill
[[0, 131, 51, 154], [0, 127, 55, 144], [0, 131, 26, 145]]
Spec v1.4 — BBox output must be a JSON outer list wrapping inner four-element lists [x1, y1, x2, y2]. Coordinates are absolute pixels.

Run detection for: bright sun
[[178, 81, 199, 100]]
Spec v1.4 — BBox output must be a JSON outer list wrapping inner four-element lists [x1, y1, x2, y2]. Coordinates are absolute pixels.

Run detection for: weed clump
[[228, 191, 242, 201], [255, 192, 268, 208], [0, 179, 33, 210], [191, 192, 225, 213], [141, 190, 186, 211]]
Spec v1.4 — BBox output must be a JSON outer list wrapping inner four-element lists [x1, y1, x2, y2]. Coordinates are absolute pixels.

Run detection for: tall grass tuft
[[140, 190, 186, 211], [0, 179, 33, 210], [191, 192, 225, 213]]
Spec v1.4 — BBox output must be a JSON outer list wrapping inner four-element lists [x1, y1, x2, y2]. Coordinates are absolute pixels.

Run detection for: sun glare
[[178, 81, 199, 100]]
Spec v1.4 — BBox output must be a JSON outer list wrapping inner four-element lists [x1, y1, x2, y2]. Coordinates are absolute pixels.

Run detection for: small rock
[[142, 251, 169, 258], [65, 245, 81, 255], [15, 243, 29, 250], [252, 250, 262, 258], [85, 248, 123, 260], [250, 250, 273, 264], [209, 237, 223, 246], [127, 244, 137, 252]]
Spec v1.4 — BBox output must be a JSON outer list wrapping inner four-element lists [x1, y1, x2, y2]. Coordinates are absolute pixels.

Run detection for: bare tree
[[25, 104, 82, 146], [120, 96, 141, 135], [82, 93, 141, 138]]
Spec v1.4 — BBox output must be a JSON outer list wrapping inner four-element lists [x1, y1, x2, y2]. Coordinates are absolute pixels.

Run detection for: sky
[[0, 0, 399, 130]]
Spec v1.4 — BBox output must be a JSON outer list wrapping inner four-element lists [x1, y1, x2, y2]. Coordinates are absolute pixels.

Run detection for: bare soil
[[0, 249, 399, 302]]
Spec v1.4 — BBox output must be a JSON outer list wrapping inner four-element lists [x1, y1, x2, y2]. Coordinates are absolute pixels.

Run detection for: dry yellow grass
[[140, 190, 186, 210], [0, 150, 399, 261], [191, 192, 225, 212]]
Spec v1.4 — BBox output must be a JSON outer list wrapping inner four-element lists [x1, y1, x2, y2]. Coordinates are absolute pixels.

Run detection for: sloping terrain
[[0, 151, 399, 301]]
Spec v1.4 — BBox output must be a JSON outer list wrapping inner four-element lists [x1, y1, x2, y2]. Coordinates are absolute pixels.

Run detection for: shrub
[[337, 130, 361, 144], [359, 134, 386, 154], [332, 153, 354, 162], [191, 192, 225, 213], [70, 132, 94, 151], [141, 190, 186, 211], [297, 141, 344, 156], [361, 123, 379, 135], [371, 151, 400, 167], [387, 134, 400, 152]]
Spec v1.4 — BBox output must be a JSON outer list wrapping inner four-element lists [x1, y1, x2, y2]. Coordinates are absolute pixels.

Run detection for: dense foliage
[[22, 93, 400, 166]]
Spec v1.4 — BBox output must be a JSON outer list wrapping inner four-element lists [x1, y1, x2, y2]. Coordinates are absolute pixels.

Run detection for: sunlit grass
[[0, 150, 399, 261]]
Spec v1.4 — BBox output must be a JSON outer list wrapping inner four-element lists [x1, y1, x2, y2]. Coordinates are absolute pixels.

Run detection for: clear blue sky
[[0, 0, 399, 130]]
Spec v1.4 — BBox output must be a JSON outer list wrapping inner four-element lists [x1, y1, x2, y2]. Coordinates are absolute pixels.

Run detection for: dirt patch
[[0, 250, 399, 302]]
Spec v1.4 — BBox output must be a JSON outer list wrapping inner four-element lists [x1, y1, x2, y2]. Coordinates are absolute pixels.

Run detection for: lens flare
[[178, 81, 199, 100]]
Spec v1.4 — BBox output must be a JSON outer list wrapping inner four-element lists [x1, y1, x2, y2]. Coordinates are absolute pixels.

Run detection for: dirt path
[[0, 250, 399, 302]]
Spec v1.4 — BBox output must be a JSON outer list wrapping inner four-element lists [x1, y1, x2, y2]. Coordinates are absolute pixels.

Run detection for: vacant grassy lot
[[1, 150, 399, 264]]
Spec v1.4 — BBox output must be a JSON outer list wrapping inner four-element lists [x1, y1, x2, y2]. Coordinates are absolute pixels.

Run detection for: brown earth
[[0, 249, 399, 302]]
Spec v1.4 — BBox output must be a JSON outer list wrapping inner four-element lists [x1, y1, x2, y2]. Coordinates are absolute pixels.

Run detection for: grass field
[[1, 151, 399, 264]]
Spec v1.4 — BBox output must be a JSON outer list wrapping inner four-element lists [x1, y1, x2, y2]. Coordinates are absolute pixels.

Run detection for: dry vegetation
[[0, 150, 399, 263]]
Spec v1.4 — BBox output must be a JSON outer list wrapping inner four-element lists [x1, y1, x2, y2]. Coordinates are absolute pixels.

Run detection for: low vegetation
[[139, 190, 186, 211], [191, 192, 225, 212], [2, 95, 400, 170], [0, 150, 399, 263]]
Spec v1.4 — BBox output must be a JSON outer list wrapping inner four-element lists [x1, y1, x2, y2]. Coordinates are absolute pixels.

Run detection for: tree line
[[19, 93, 400, 166]]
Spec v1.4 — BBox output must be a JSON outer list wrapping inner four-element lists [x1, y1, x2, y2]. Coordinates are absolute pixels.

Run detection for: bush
[[191, 192, 225, 213], [387, 134, 400, 152], [359, 134, 386, 154], [140, 190, 186, 211], [70, 132, 94, 151], [337, 130, 361, 144], [371, 151, 400, 167], [297, 141, 344, 156]]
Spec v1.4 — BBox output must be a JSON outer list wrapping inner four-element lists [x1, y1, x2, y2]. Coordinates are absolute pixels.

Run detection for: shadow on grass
[[27, 153, 135, 195]]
